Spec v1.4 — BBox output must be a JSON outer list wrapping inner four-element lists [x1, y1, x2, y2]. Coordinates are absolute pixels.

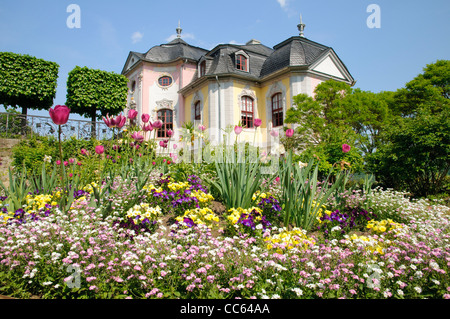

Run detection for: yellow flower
[[264, 227, 315, 252], [178, 207, 220, 229], [367, 219, 403, 234], [126, 204, 162, 224]]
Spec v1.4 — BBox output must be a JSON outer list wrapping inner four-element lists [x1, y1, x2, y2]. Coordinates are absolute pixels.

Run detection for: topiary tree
[[65, 66, 129, 123], [0, 52, 59, 116]]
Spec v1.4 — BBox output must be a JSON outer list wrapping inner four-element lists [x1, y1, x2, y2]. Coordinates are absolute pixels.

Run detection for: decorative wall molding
[[154, 98, 174, 111], [237, 86, 258, 124], [154, 98, 176, 123]]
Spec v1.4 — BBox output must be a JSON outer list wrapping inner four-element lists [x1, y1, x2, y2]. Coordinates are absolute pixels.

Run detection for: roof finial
[[297, 14, 306, 37], [176, 20, 182, 38]]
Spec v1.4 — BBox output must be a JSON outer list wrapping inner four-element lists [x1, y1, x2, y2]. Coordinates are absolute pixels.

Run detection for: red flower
[[95, 145, 105, 155], [143, 123, 153, 132], [141, 113, 150, 123], [159, 140, 168, 148], [103, 113, 126, 129], [49, 105, 70, 125], [285, 128, 294, 138], [128, 109, 138, 120], [342, 144, 351, 153], [152, 120, 162, 129], [131, 131, 144, 143]]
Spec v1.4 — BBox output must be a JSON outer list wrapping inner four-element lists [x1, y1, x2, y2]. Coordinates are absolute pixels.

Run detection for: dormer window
[[236, 54, 248, 71], [200, 61, 206, 77]]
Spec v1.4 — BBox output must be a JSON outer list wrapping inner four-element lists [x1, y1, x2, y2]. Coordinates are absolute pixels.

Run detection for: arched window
[[157, 109, 173, 138], [241, 96, 254, 128], [131, 80, 136, 92], [194, 101, 201, 121], [271, 93, 283, 127], [236, 54, 248, 71]]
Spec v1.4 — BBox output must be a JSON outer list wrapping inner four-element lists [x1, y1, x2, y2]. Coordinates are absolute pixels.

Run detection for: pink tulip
[[286, 128, 294, 138], [275, 177, 280, 183], [143, 123, 153, 132], [159, 140, 168, 148], [103, 113, 126, 129], [80, 148, 88, 156], [167, 129, 174, 138], [128, 109, 138, 120], [115, 114, 126, 128], [69, 158, 75, 164], [234, 125, 243, 135], [253, 118, 262, 128], [342, 144, 351, 153], [152, 120, 162, 129], [49, 105, 70, 125], [131, 131, 144, 143], [270, 130, 279, 137], [63, 161, 69, 166], [198, 124, 206, 131], [141, 113, 150, 123], [56, 160, 61, 165], [173, 144, 177, 149], [95, 145, 104, 155]]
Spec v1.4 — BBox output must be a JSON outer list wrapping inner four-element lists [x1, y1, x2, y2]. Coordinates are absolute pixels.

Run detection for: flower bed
[[1, 173, 449, 299]]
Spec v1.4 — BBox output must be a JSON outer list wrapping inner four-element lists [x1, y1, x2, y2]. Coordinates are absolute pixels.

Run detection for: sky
[[0, 0, 449, 119]]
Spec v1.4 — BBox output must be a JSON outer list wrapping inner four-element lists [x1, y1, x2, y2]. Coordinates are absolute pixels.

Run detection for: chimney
[[246, 39, 261, 45]]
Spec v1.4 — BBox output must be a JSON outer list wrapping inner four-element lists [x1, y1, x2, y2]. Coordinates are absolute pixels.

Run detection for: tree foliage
[[66, 66, 129, 122], [367, 60, 450, 197], [0, 52, 59, 115]]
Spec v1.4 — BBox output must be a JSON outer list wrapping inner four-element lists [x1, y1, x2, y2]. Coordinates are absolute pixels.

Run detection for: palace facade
[[121, 22, 355, 154]]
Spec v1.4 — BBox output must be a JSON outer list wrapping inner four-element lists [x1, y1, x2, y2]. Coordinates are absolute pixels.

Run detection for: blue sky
[[1, 0, 449, 119]]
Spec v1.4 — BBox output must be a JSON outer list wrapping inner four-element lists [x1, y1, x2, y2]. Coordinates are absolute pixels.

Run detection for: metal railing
[[0, 112, 113, 140]]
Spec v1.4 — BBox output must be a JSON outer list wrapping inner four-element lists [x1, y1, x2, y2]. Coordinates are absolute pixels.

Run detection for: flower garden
[[0, 106, 449, 300]]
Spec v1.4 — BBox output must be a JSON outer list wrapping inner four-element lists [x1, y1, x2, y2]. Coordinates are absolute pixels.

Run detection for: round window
[[158, 75, 173, 87]]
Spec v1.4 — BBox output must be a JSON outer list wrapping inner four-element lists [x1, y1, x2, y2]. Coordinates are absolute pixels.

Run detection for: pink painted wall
[[133, 61, 198, 125], [310, 76, 323, 98]]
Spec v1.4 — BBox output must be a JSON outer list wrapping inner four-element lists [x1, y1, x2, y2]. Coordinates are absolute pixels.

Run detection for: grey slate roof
[[260, 37, 329, 78], [123, 35, 353, 85], [143, 38, 208, 63], [203, 43, 274, 79]]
